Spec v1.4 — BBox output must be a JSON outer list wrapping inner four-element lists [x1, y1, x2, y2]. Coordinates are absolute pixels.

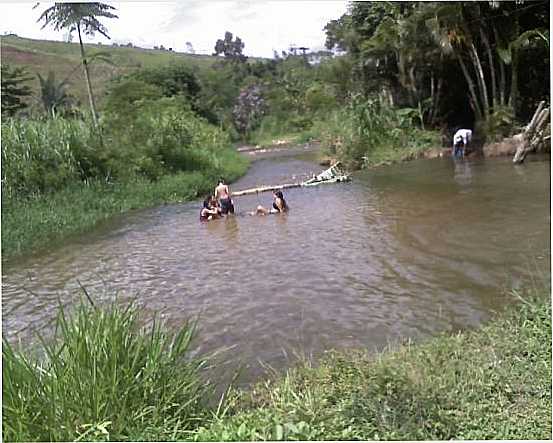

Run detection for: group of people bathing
[[200, 178, 288, 221]]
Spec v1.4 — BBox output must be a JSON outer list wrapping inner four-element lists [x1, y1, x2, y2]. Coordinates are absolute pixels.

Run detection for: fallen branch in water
[[513, 100, 551, 164], [231, 163, 350, 197]]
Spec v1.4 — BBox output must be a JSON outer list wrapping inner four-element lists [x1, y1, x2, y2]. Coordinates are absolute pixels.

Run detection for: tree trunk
[[77, 23, 99, 127], [429, 72, 435, 124], [508, 47, 519, 111], [508, 17, 520, 111], [432, 77, 443, 126], [493, 26, 507, 107], [397, 50, 414, 106], [408, 65, 418, 103], [513, 101, 550, 163], [455, 51, 483, 121], [480, 27, 497, 110], [468, 42, 490, 120]]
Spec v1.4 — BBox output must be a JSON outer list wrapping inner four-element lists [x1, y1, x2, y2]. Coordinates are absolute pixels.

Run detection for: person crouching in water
[[252, 190, 288, 215], [452, 128, 472, 158], [200, 195, 221, 221], [215, 177, 235, 215]]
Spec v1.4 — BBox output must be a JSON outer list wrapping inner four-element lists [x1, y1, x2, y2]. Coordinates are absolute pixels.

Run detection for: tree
[[36, 2, 118, 126], [233, 84, 265, 140], [185, 41, 195, 54], [213, 31, 247, 63], [37, 71, 74, 117], [1, 65, 32, 117]]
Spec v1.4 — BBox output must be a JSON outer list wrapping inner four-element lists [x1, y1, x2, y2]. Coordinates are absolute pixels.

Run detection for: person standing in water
[[452, 128, 472, 158], [215, 177, 235, 215]]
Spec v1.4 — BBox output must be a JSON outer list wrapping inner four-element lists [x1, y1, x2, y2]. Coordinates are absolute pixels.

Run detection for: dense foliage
[[324, 1, 550, 129], [1, 104, 234, 199]]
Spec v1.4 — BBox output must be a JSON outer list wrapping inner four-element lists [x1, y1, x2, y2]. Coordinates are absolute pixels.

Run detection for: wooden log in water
[[231, 162, 349, 197], [232, 182, 302, 197]]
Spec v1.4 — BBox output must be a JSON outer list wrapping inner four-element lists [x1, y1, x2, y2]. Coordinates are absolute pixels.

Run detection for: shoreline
[[2, 157, 249, 261], [4, 286, 550, 441]]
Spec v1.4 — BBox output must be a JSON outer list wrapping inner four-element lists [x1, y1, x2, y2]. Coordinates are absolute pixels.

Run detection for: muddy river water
[[2, 149, 550, 383]]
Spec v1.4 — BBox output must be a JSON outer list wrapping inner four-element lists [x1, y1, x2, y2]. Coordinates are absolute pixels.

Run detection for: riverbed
[[2, 149, 550, 383]]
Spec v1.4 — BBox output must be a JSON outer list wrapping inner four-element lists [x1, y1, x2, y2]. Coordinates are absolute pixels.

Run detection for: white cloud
[[0, 1, 347, 57]]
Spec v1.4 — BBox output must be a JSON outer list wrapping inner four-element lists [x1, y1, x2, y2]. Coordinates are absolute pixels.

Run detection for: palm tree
[[36, 2, 118, 126], [425, 2, 489, 122], [37, 71, 74, 117]]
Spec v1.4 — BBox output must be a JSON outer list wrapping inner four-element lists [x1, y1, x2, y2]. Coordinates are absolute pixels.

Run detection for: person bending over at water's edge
[[452, 128, 472, 158], [200, 195, 221, 221], [215, 177, 235, 215], [251, 190, 288, 215]]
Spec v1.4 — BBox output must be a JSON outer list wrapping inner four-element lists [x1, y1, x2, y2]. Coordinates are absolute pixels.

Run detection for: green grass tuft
[[2, 297, 214, 442]]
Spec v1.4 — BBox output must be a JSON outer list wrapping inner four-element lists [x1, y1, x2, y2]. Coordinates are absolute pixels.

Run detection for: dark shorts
[[454, 142, 465, 158], [220, 198, 234, 214]]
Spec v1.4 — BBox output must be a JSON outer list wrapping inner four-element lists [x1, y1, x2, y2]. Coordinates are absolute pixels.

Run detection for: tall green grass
[[1, 104, 249, 258], [1, 118, 99, 198], [2, 99, 242, 200], [2, 298, 214, 442], [315, 96, 441, 168]]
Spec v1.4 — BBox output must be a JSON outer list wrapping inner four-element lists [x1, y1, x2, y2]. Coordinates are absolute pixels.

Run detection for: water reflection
[[453, 158, 473, 187]]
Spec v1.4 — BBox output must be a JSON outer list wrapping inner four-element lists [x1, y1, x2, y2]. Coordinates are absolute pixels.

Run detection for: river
[[2, 149, 550, 383]]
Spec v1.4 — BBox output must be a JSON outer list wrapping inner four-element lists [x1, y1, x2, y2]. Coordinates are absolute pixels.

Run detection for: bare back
[[215, 183, 230, 200]]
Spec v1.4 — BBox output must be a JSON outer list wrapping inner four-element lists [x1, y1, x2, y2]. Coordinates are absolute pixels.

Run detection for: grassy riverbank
[[3, 287, 550, 441], [314, 98, 442, 169], [196, 289, 551, 441], [1, 105, 249, 259], [2, 157, 247, 258]]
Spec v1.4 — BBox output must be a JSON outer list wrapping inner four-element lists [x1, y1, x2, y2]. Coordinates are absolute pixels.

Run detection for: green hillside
[[1, 35, 217, 108]]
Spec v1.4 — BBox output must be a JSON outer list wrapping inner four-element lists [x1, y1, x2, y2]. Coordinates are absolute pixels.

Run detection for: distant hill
[[1, 35, 218, 108]]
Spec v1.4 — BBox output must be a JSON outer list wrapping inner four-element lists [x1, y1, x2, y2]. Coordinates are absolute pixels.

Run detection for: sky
[[0, 1, 349, 57]]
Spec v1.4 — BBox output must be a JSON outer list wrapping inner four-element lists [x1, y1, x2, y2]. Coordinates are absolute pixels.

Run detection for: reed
[[1, 118, 98, 198], [2, 297, 213, 442]]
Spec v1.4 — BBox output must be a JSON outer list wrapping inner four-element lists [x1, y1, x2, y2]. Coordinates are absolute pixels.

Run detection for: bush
[[1, 118, 102, 198], [2, 95, 237, 199]]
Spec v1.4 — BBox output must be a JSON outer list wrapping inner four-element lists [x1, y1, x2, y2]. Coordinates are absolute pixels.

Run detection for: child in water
[[251, 190, 288, 215], [200, 195, 222, 221]]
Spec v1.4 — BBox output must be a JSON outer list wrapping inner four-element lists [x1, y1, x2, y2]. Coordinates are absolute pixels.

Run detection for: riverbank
[[337, 138, 549, 171], [194, 289, 551, 441], [3, 286, 550, 441], [2, 155, 249, 259]]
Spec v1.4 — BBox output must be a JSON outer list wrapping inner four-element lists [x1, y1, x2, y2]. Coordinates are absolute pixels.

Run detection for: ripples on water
[[2, 153, 550, 382]]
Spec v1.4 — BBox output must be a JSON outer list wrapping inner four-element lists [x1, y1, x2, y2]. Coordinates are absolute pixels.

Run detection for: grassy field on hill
[[1, 35, 217, 107]]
